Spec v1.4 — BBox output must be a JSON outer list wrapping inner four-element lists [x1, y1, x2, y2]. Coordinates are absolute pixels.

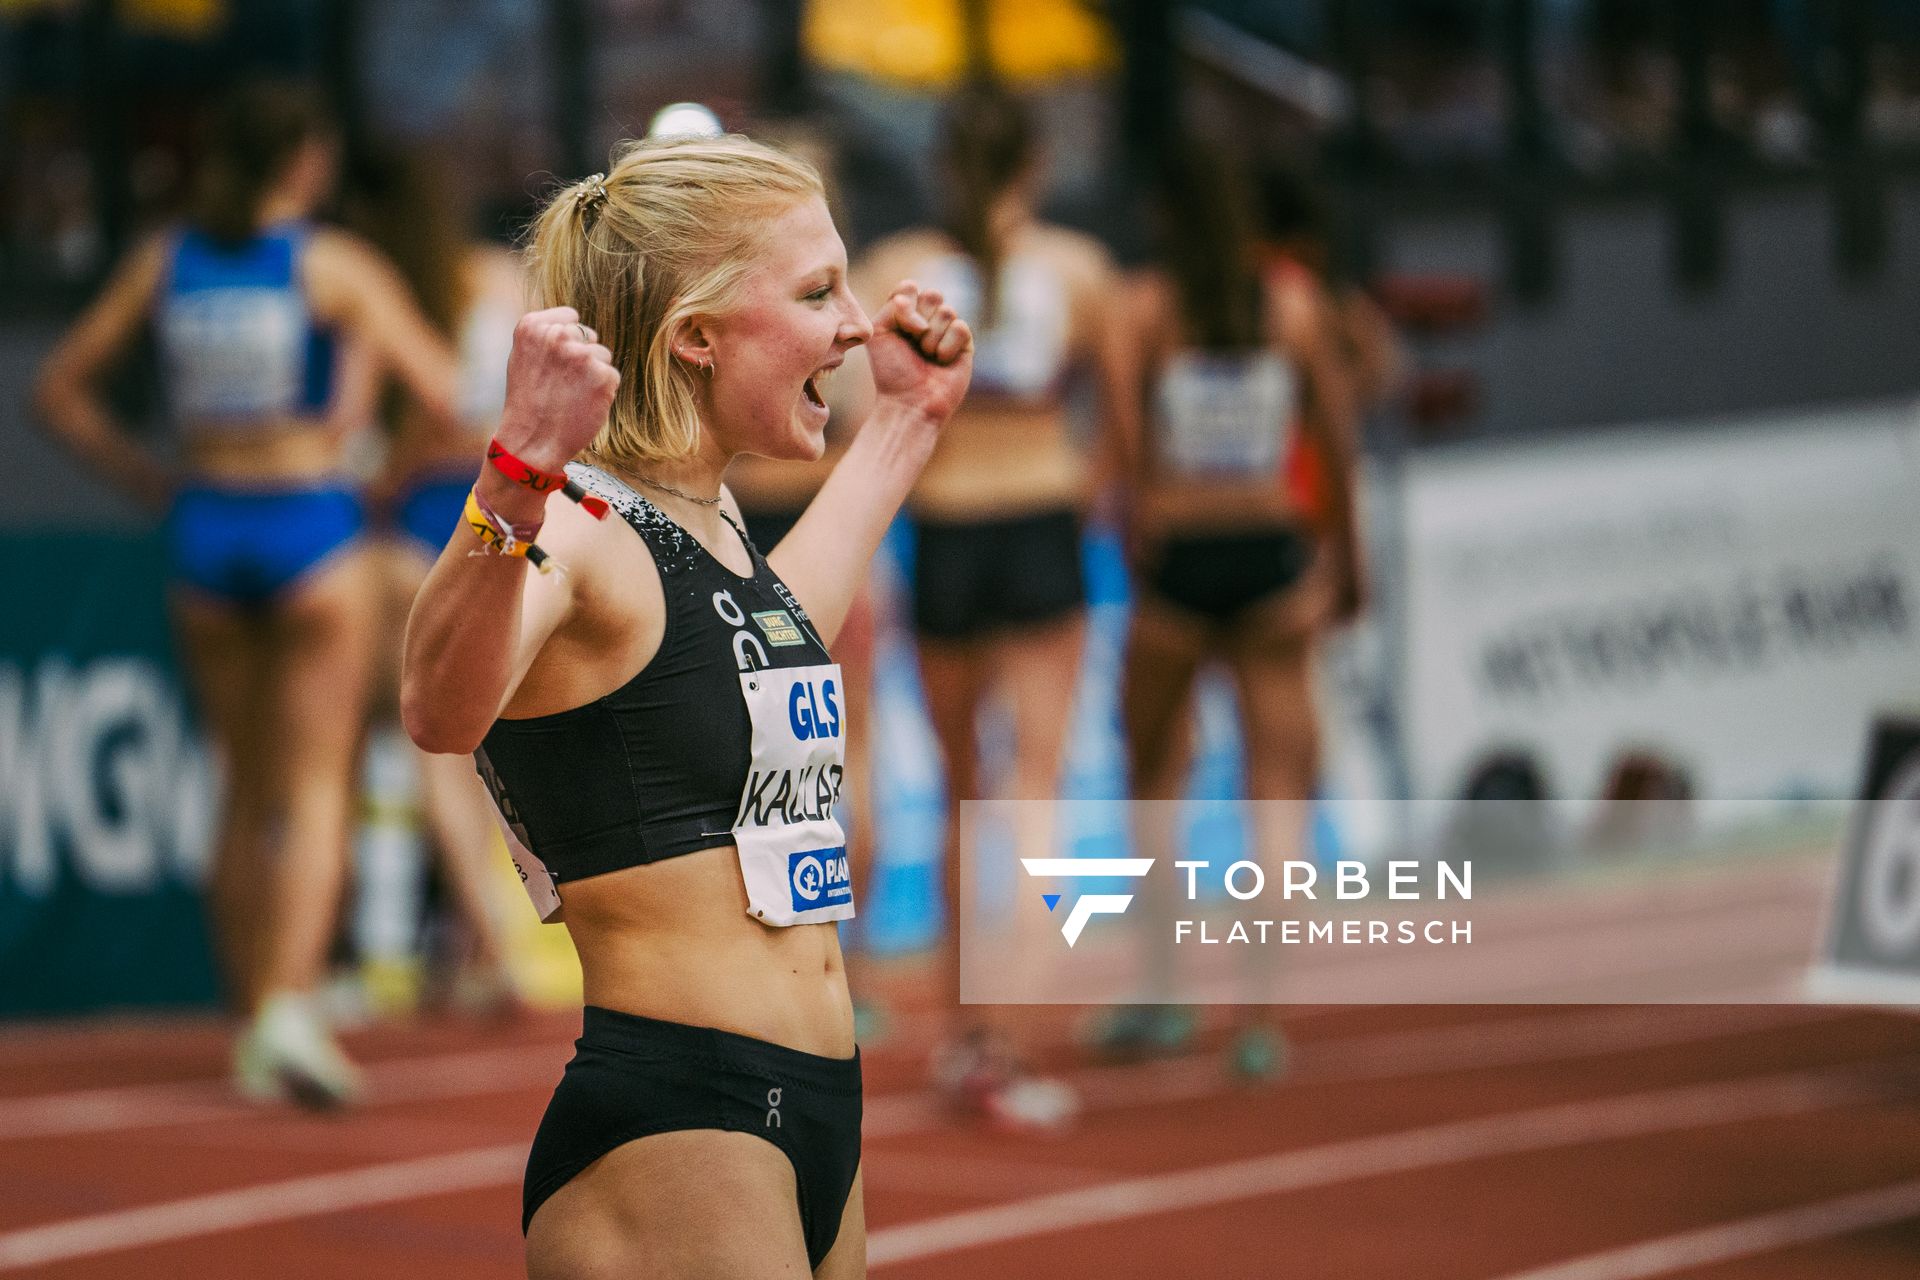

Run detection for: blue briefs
[[167, 483, 364, 607], [393, 472, 473, 556]]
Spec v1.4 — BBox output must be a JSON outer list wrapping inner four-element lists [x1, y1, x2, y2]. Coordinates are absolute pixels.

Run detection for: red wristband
[[486, 438, 609, 519]]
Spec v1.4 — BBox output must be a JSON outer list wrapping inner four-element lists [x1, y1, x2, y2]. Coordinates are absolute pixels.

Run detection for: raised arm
[[32, 235, 173, 509], [305, 227, 462, 430], [401, 307, 620, 753], [768, 281, 972, 642]]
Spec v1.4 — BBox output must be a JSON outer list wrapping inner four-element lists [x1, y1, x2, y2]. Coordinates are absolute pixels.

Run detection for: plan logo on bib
[[788, 847, 852, 913], [1020, 858, 1154, 946]]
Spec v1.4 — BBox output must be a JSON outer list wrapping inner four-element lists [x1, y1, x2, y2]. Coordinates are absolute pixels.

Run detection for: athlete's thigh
[[265, 548, 381, 769], [915, 637, 991, 788], [1121, 598, 1211, 798], [993, 611, 1086, 781], [1222, 614, 1320, 799], [526, 1129, 811, 1280], [812, 1165, 865, 1280], [366, 538, 430, 718], [171, 594, 275, 791]]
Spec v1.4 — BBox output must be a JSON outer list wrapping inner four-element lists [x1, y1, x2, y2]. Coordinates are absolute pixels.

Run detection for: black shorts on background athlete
[[911, 507, 1084, 641], [1143, 525, 1316, 625]]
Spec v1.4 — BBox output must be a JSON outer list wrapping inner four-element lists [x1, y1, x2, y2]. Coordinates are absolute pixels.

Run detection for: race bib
[[159, 286, 304, 422], [734, 662, 854, 926], [1156, 350, 1297, 477]]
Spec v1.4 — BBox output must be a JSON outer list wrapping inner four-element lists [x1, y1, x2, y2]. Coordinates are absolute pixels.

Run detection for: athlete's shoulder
[[466, 242, 525, 293], [122, 230, 177, 285], [857, 228, 952, 283], [1030, 224, 1113, 274], [1034, 222, 1109, 257], [866, 226, 952, 259], [541, 466, 665, 626], [1265, 261, 1334, 352], [303, 224, 381, 270]]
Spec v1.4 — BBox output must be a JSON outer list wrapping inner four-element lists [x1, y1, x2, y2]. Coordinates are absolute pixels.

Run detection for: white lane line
[[862, 1057, 1919, 1267], [865, 1152, 1117, 1200], [1486, 1177, 1920, 1280], [0, 1004, 1847, 1145], [0, 1043, 568, 1141], [4, 1052, 1910, 1272], [0, 1145, 527, 1272], [982, 1004, 1849, 1126], [1305, 1004, 1837, 1080]]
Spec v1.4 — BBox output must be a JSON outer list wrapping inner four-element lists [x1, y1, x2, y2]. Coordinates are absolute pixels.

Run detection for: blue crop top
[[154, 222, 337, 428]]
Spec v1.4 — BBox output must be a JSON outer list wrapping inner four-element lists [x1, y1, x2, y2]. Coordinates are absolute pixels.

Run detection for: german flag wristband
[[464, 487, 555, 574], [486, 438, 609, 519]]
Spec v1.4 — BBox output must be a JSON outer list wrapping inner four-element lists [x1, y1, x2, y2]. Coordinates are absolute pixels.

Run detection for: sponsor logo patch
[[788, 846, 853, 913], [753, 609, 805, 647]]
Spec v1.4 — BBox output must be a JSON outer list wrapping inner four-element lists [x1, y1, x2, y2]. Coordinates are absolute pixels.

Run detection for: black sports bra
[[475, 464, 836, 885]]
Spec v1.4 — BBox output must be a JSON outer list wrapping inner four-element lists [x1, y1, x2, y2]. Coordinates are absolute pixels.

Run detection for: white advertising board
[[1400, 401, 1920, 811]]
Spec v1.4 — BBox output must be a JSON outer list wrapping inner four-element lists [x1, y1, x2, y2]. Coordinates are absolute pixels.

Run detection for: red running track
[[1, 998, 1918, 1278]]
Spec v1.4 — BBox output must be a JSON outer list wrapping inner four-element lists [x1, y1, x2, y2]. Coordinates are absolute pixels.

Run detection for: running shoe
[[1227, 1025, 1289, 1082], [233, 992, 362, 1109], [931, 1032, 1080, 1132]]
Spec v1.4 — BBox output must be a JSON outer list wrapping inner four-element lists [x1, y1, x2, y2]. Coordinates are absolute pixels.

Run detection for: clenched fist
[[496, 306, 621, 472], [867, 281, 973, 429]]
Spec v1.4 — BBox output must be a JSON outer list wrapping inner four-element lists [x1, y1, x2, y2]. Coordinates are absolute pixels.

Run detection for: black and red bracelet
[[486, 438, 610, 519]]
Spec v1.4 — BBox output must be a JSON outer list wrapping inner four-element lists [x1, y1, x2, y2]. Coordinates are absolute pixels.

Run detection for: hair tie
[[575, 173, 609, 228]]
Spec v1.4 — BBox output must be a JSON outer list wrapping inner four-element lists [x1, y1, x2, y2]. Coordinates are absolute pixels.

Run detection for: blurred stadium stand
[[7, 1, 1920, 515]]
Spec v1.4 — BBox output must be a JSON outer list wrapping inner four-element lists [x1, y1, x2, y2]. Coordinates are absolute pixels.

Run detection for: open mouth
[[803, 363, 834, 411]]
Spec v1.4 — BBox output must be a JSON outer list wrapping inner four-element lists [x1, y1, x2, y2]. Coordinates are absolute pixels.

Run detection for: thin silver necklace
[[632, 474, 722, 507]]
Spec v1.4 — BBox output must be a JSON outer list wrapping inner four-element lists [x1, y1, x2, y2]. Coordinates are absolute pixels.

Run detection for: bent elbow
[[401, 684, 484, 756]]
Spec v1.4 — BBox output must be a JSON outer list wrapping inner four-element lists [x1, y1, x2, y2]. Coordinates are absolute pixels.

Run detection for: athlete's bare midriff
[[558, 844, 856, 1060], [910, 399, 1086, 520], [181, 418, 353, 484]]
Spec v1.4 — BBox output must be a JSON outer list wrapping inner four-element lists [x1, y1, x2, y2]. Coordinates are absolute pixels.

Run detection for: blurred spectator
[[803, 0, 1119, 236]]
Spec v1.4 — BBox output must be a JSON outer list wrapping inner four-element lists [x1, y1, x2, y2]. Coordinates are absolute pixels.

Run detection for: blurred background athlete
[[1100, 141, 1364, 1077], [34, 82, 458, 1106], [856, 82, 1131, 1126]]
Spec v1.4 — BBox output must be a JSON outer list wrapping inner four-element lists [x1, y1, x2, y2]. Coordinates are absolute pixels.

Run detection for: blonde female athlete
[[854, 83, 1128, 1124], [401, 135, 971, 1278], [1108, 144, 1362, 1076], [34, 83, 458, 1105]]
